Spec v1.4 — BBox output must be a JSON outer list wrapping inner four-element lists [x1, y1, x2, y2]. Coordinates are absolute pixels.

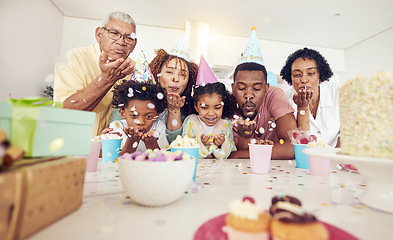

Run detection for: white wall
[[344, 27, 393, 81], [0, 0, 63, 100]]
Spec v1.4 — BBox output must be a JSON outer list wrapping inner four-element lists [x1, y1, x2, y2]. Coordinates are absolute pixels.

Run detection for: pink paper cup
[[85, 141, 102, 172], [309, 155, 331, 176], [248, 144, 273, 174]]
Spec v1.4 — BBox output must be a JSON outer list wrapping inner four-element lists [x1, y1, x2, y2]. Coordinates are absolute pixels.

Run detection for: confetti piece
[[70, 100, 76, 103], [250, 138, 256, 144], [203, 183, 210, 185], [266, 187, 272, 190], [153, 131, 160, 138], [132, 142, 138, 148], [142, 86, 146, 91], [147, 103, 155, 109], [172, 119, 178, 126], [157, 73, 162, 77], [130, 105, 136, 111], [118, 103, 125, 107], [98, 76, 102, 82], [83, 99, 87, 103], [271, 123, 276, 128], [321, 203, 330, 206], [49, 138, 64, 152], [233, 115, 239, 120], [201, 102, 206, 107], [298, 184, 304, 186], [133, 111, 138, 115], [155, 219, 166, 225], [279, 139, 284, 144], [134, 119, 141, 124], [157, 93, 164, 100]]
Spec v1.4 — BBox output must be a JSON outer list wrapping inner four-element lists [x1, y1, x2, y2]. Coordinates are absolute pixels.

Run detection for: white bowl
[[118, 158, 195, 207], [304, 148, 393, 213]]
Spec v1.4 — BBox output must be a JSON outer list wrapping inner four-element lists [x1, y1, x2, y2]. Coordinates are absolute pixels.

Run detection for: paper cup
[[171, 147, 199, 181], [102, 139, 122, 163], [309, 155, 331, 176], [294, 144, 309, 169], [248, 144, 273, 174]]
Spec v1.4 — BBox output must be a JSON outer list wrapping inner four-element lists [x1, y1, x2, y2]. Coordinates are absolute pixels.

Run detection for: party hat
[[131, 50, 156, 84], [240, 26, 264, 66], [196, 55, 217, 86], [169, 29, 191, 61]]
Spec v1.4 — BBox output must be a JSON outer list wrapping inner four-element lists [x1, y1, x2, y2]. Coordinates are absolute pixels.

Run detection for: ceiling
[[52, 0, 393, 50]]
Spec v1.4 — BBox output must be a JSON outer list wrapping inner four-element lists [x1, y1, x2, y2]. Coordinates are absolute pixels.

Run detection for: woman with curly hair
[[280, 48, 340, 147], [103, 80, 168, 154], [149, 48, 199, 144]]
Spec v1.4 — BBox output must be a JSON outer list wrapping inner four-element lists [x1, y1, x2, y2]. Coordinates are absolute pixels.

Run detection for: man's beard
[[240, 100, 257, 120]]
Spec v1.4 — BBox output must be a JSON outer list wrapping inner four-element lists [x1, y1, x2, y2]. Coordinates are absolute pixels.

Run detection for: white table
[[28, 159, 393, 240]]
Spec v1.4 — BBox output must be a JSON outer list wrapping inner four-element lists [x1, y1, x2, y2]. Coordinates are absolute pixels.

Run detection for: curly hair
[[149, 49, 198, 114], [112, 80, 167, 114], [280, 48, 333, 85], [187, 82, 236, 119]]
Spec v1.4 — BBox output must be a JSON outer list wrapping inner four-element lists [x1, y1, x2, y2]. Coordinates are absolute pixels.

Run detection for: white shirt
[[109, 119, 169, 152], [286, 80, 340, 147]]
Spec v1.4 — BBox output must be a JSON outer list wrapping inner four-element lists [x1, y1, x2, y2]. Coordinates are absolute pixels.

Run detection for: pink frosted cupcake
[[225, 196, 271, 240]]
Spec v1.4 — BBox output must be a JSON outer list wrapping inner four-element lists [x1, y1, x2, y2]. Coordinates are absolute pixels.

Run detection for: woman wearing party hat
[[230, 27, 297, 159], [149, 30, 199, 144], [182, 56, 236, 159]]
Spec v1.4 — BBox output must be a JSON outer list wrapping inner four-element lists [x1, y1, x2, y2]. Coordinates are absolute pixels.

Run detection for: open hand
[[201, 134, 211, 146], [101, 127, 122, 137], [213, 133, 225, 147], [167, 93, 186, 110], [123, 126, 143, 142], [99, 51, 136, 84], [234, 118, 257, 137], [293, 88, 313, 109]]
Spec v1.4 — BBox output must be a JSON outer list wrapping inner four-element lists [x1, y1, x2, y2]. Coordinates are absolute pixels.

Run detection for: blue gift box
[[0, 99, 95, 157]]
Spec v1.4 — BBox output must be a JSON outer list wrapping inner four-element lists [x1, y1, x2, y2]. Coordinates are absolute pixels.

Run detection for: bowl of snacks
[[119, 149, 195, 207]]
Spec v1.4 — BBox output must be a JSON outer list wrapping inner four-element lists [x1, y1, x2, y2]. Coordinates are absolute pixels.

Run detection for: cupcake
[[225, 196, 271, 240], [269, 195, 329, 240]]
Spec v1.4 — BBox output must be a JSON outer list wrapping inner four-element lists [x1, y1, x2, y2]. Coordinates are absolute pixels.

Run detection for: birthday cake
[[339, 70, 393, 158]]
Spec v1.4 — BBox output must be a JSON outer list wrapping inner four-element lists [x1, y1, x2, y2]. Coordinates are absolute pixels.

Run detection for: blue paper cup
[[170, 147, 199, 181], [102, 139, 122, 163], [294, 144, 309, 169]]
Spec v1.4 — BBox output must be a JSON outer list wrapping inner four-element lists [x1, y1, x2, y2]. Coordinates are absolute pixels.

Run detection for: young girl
[[182, 82, 236, 159], [105, 80, 168, 155]]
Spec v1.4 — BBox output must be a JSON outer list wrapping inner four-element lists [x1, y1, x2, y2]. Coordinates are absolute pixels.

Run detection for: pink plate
[[194, 213, 359, 240]]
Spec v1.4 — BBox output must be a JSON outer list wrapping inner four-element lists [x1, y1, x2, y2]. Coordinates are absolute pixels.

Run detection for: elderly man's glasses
[[102, 27, 136, 44]]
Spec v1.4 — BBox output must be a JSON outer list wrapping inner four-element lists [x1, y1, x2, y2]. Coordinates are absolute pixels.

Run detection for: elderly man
[[54, 11, 137, 136], [230, 62, 297, 159]]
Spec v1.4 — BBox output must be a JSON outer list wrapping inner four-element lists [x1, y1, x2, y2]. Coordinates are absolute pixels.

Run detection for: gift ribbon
[[9, 97, 62, 156]]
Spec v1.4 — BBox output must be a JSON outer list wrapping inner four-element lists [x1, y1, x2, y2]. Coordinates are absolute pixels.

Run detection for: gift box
[[0, 98, 95, 157], [0, 156, 86, 240]]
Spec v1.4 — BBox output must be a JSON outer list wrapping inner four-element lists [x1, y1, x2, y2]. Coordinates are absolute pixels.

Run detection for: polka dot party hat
[[240, 27, 264, 66], [169, 29, 191, 61]]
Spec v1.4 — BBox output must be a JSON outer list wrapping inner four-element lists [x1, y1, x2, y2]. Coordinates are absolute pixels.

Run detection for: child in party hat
[[182, 56, 236, 159], [230, 27, 296, 160], [149, 30, 199, 144], [103, 80, 169, 155]]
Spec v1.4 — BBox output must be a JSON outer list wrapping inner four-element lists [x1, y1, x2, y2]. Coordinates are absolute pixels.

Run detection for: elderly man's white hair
[[102, 12, 136, 32]]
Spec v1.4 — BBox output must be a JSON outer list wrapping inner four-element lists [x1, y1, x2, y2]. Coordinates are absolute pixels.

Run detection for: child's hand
[[213, 133, 225, 147], [167, 93, 186, 110], [123, 126, 142, 141], [101, 127, 122, 137], [233, 118, 256, 138], [201, 134, 211, 146], [142, 130, 160, 150]]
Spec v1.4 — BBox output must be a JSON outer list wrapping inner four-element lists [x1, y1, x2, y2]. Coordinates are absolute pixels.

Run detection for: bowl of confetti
[[119, 149, 195, 207]]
